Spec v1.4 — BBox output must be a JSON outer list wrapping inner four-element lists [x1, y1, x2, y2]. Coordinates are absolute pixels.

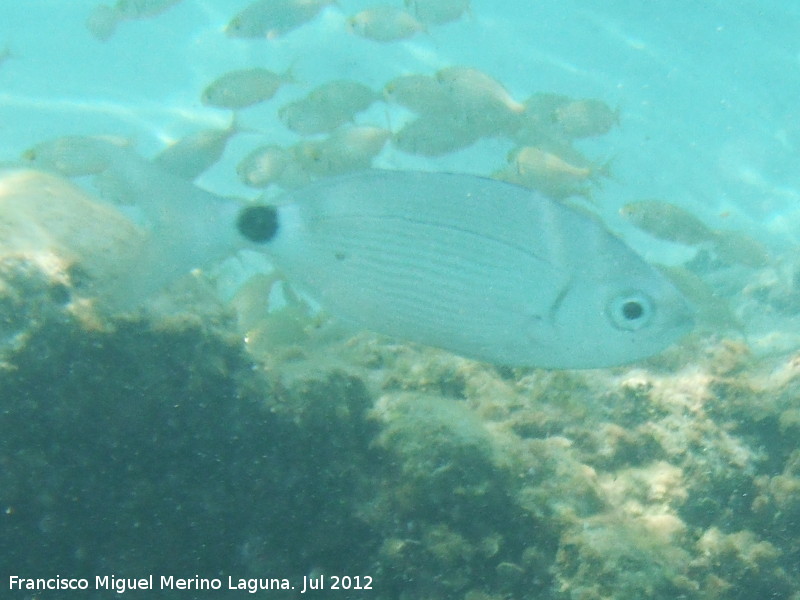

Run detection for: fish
[[21, 135, 131, 177], [404, 0, 470, 25], [620, 199, 716, 246], [347, 6, 426, 42], [237, 144, 291, 188], [554, 99, 620, 138], [621, 200, 770, 268], [225, 0, 334, 39], [85, 145, 247, 301], [711, 230, 769, 268], [498, 145, 608, 200], [278, 80, 377, 135], [392, 113, 481, 156], [86, 0, 183, 41], [0, 44, 13, 68], [201, 67, 295, 109], [153, 117, 242, 180], [434, 66, 524, 135], [383, 73, 450, 113], [291, 125, 390, 177], [235, 170, 693, 368], [513, 93, 573, 145]]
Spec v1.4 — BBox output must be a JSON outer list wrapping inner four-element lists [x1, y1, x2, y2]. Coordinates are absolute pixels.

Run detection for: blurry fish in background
[[347, 6, 426, 42], [21, 135, 132, 177], [278, 80, 378, 135], [658, 265, 741, 332], [0, 44, 13, 69], [237, 145, 292, 188], [404, 0, 470, 25], [86, 0, 184, 41], [392, 112, 482, 156], [553, 98, 620, 138], [152, 115, 245, 180], [22, 127, 244, 184], [225, 0, 335, 39], [513, 93, 573, 143], [513, 94, 619, 148], [383, 73, 450, 113], [620, 199, 769, 268], [386, 66, 528, 156], [231, 274, 323, 359], [290, 125, 390, 178], [496, 145, 610, 200], [243, 125, 391, 189], [620, 200, 717, 246], [201, 67, 295, 110], [712, 230, 769, 269], [435, 66, 525, 134]]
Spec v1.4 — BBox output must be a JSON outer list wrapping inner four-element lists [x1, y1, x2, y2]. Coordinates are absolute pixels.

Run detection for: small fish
[[232, 275, 316, 357], [435, 66, 524, 135], [292, 125, 390, 176], [347, 6, 426, 42], [384, 69, 522, 138], [0, 44, 13, 68], [306, 79, 377, 109], [658, 265, 740, 331], [86, 0, 183, 41], [709, 230, 769, 268], [201, 67, 294, 109], [620, 200, 717, 246], [278, 80, 377, 135], [513, 93, 574, 144], [392, 113, 481, 156], [225, 0, 334, 39], [383, 73, 449, 113], [322, 125, 390, 166], [501, 145, 607, 199], [21, 135, 131, 177], [153, 116, 242, 180], [620, 200, 770, 268], [554, 99, 620, 138], [235, 170, 693, 368], [237, 145, 291, 188], [404, 0, 470, 25]]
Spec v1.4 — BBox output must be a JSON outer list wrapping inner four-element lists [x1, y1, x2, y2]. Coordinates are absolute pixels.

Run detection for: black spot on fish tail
[[237, 205, 278, 243]]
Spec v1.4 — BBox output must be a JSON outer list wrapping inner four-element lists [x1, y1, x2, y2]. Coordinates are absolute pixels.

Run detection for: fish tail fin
[[86, 4, 120, 41]]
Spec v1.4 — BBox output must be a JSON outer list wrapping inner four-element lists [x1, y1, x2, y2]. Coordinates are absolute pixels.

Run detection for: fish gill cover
[[0, 1, 799, 599]]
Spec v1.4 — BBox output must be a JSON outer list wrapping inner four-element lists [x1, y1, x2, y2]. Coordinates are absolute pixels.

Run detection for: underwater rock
[[0, 258, 381, 587], [0, 168, 152, 310]]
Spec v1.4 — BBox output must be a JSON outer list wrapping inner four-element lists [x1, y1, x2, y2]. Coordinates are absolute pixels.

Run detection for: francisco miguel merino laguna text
[[9, 574, 374, 594]]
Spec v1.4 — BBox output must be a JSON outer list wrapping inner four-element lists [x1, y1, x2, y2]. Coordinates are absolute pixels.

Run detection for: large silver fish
[[237, 170, 693, 368]]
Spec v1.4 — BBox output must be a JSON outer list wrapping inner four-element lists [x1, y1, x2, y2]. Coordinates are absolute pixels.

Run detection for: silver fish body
[[240, 170, 693, 368]]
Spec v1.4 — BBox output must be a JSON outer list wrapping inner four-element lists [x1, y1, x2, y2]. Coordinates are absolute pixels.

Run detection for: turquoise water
[[3, 1, 799, 240], [1, 2, 800, 599]]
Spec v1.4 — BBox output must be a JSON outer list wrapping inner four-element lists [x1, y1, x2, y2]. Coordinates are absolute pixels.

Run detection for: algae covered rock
[[2, 178, 800, 599], [0, 257, 382, 591]]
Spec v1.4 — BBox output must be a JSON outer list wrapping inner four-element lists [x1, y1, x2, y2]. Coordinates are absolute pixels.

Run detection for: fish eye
[[608, 292, 654, 331]]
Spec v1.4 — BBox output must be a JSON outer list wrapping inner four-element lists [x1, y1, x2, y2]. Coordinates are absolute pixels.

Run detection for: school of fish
[[1, 0, 711, 368]]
